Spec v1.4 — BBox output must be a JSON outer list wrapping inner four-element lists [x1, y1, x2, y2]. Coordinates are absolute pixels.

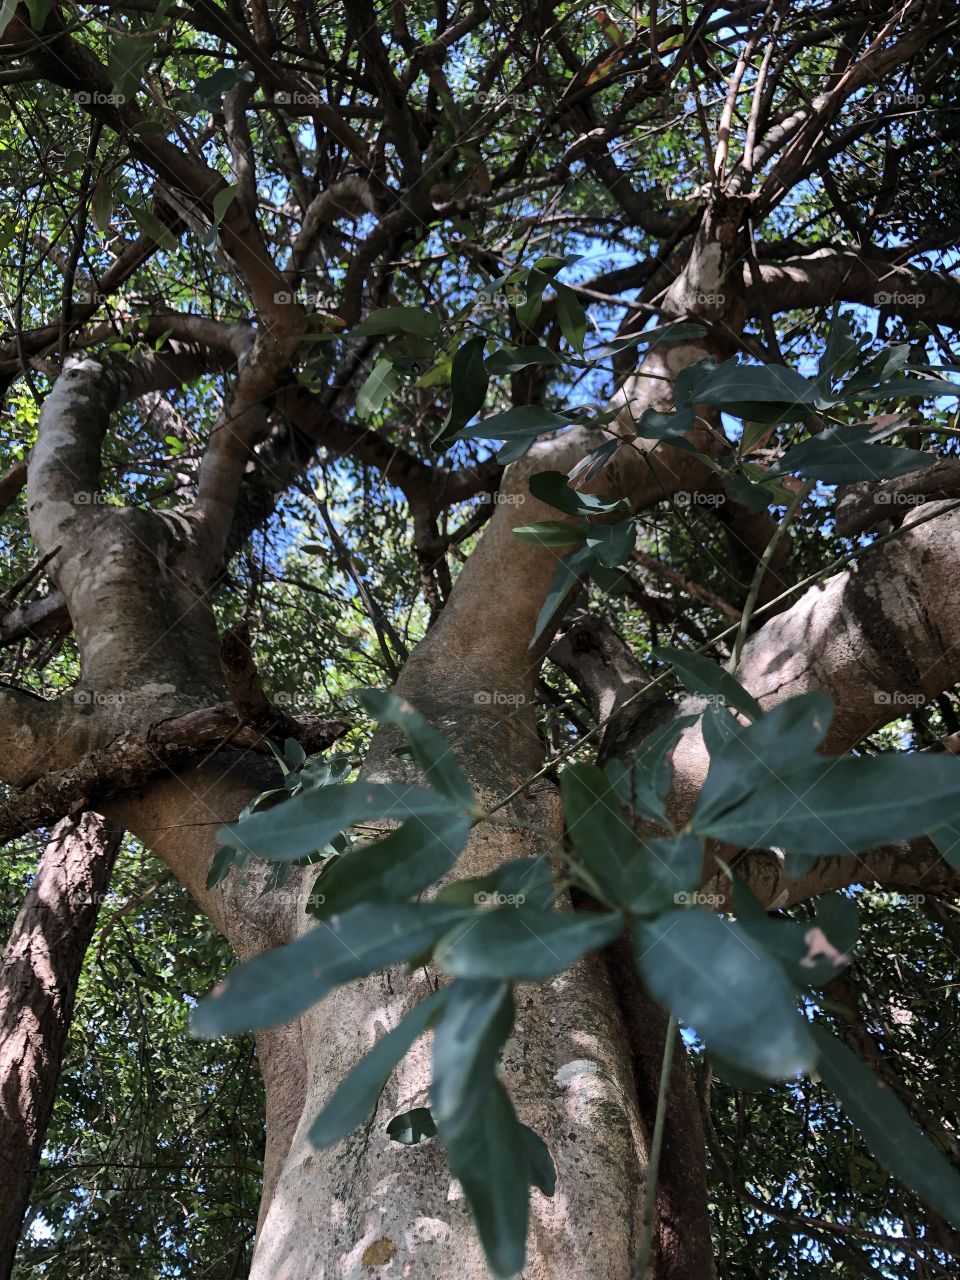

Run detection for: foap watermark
[[474, 690, 527, 706], [674, 890, 724, 908], [475, 490, 526, 506], [874, 491, 926, 507], [273, 90, 322, 107], [75, 288, 113, 306], [674, 491, 726, 508], [74, 690, 125, 708], [74, 491, 109, 505], [474, 891, 525, 907], [872, 89, 925, 109], [75, 90, 125, 106], [874, 690, 926, 707], [273, 287, 339, 308], [690, 291, 725, 308], [874, 290, 926, 306], [473, 287, 527, 313]]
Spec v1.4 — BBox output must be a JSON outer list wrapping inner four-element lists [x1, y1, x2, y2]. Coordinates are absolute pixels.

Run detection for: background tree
[[1, 1, 960, 1277]]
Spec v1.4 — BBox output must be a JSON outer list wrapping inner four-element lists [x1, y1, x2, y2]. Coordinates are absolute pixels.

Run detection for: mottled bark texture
[[2, 219, 960, 1280], [0, 813, 123, 1280]]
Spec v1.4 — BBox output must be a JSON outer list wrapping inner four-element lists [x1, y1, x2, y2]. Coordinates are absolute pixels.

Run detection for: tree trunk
[[0, 812, 123, 1279]]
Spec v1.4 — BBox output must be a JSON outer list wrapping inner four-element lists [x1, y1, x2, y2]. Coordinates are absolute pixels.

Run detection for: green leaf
[[436, 855, 556, 912], [928, 819, 960, 868], [513, 521, 586, 547], [216, 780, 459, 862], [351, 306, 440, 339], [109, 33, 156, 99], [696, 752, 960, 856], [387, 1106, 438, 1144], [23, 0, 53, 28], [731, 883, 856, 988], [816, 308, 861, 396], [693, 693, 834, 828], [528, 470, 627, 516], [606, 716, 698, 824], [634, 910, 817, 1077], [206, 844, 238, 889], [310, 991, 447, 1146], [530, 545, 596, 646], [192, 903, 468, 1036], [437, 907, 623, 980], [434, 335, 488, 444], [485, 345, 562, 375], [693, 361, 818, 421], [555, 282, 586, 353], [431, 980, 514, 1138], [811, 1024, 960, 1228], [454, 405, 571, 442], [308, 811, 471, 918], [563, 763, 698, 912], [443, 1081, 531, 1278], [585, 517, 636, 567], [651, 646, 763, 721], [129, 205, 177, 251], [356, 358, 399, 419], [520, 1125, 556, 1196], [211, 185, 237, 225], [723, 470, 771, 514], [357, 690, 475, 808], [767, 423, 935, 483]]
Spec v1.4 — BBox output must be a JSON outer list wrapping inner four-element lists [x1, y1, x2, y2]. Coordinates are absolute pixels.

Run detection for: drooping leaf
[[811, 1024, 960, 1228], [530, 545, 596, 646], [555, 282, 587, 353], [431, 980, 514, 1138], [634, 910, 816, 1078], [606, 716, 698, 824], [442, 1081, 532, 1278], [192, 903, 469, 1036], [435, 335, 488, 444], [310, 990, 448, 1146]]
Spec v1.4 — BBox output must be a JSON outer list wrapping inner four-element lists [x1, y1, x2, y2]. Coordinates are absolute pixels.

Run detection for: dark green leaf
[[387, 1106, 438, 1145], [528, 470, 627, 516], [485, 345, 562, 375], [811, 1024, 960, 1228], [431, 980, 514, 1138], [443, 1081, 531, 1278], [454, 405, 571, 441], [435, 335, 488, 444], [530, 545, 596, 646], [437, 906, 623, 980], [308, 811, 471, 918], [634, 910, 816, 1077], [606, 716, 698, 823], [555, 282, 587, 353], [310, 991, 447, 1146], [520, 1125, 556, 1196], [357, 690, 475, 807], [356, 358, 399, 419], [192, 903, 468, 1036], [217, 779, 457, 862], [351, 306, 440, 339], [767, 423, 935, 483], [513, 521, 587, 547], [651, 646, 763, 721], [696, 752, 960, 855]]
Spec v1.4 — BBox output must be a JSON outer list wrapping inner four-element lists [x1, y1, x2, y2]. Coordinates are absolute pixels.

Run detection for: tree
[[1, 1, 960, 1276]]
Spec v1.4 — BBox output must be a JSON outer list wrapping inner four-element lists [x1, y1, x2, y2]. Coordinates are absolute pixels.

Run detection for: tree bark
[[0, 812, 123, 1279]]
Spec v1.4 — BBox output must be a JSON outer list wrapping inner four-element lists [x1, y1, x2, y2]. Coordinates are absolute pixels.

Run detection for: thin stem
[[726, 479, 812, 675], [633, 1014, 678, 1278]]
